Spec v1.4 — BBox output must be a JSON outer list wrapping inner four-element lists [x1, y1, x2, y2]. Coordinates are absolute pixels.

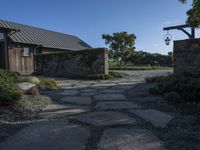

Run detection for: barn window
[[23, 47, 30, 57], [0, 32, 4, 41]]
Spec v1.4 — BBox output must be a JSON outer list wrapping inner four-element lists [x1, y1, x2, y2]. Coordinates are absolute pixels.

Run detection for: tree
[[179, 0, 200, 27], [102, 32, 136, 64]]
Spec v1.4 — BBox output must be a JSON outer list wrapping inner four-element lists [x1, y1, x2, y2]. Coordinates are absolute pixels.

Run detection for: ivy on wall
[[35, 48, 107, 76]]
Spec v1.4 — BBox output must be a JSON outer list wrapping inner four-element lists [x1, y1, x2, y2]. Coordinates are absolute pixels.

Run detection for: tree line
[[102, 32, 173, 67]]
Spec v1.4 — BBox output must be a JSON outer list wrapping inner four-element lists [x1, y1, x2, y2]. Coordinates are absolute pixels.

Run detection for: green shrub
[[39, 79, 58, 90], [149, 86, 161, 95], [149, 75, 200, 105], [164, 92, 181, 103], [0, 87, 22, 106], [146, 76, 168, 83], [0, 69, 22, 106], [0, 69, 19, 85]]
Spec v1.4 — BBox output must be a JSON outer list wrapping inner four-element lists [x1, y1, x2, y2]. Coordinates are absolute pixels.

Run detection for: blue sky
[[0, 0, 197, 54]]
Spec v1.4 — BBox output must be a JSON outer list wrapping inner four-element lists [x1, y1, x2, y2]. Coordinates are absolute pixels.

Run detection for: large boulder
[[15, 82, 39, 96]]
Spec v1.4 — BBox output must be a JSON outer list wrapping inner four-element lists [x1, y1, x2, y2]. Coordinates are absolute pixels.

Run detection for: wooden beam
[[163, 24, 190, 31], [163, 24, 196, 39]]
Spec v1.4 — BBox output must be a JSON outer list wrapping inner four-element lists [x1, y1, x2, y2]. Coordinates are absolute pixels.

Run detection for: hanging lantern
[[163, 31, 172, 46], [165, 37, 171, 45]]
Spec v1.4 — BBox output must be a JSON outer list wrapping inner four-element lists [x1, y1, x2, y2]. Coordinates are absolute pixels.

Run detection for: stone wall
[[35, 48, 109, 77], [174, 39, 200, 76]]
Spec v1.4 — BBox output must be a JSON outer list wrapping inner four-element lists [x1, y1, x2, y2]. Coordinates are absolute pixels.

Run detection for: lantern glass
[[165, 37, 170, 45]]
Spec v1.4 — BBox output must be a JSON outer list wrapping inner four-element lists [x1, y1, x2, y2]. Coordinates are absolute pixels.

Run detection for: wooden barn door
[[9, 47, 34, 75]]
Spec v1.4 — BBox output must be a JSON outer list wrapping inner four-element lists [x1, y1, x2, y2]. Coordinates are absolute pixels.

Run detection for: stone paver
[[80, 89, 97, 93], [40, 103, 89, 119], [59, 90, 79, 96], [111, 85, 134, 90], [98, 128, 167, 150], [99, 89, 124, 93], [96, 101, 142, 110], [80, 92, 99, 96], [130, 109, 173, 127], [0, 120, 90, 150], [59, 96, 92, 105], [74, 111, 136, 126], [95, 94, 126, 101]]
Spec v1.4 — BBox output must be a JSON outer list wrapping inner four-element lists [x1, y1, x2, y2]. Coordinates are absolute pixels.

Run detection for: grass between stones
[[84, 71, 127, 80]]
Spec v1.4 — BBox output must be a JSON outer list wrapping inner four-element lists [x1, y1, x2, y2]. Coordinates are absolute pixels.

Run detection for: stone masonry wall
[[35, 48, 109, 77], [174, 39, 200, 76]]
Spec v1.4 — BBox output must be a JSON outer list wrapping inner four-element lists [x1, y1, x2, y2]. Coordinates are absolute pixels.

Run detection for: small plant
[[27, 76, 40, 85], [39, 79, 58, 90]]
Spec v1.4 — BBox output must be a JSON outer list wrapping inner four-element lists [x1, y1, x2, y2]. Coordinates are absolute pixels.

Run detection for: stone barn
[[0, 20, 108, 76]]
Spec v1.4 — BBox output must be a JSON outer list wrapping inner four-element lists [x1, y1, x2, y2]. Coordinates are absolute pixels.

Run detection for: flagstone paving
[[99, 89, 124, 93], [0, 120, 90, 150], [59, 90, 79, 96], [40, 103, 89, 119], [59, 96, 92, 105], [98, 129, 167, 150], [0, 70, 176, 150], [95, 94, 126, 101], [74, 111, 137, 126], [96, 101, 142, 110], [130, 109, 173, 128]]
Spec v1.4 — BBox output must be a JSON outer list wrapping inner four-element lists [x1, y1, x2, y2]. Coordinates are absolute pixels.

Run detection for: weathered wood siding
[[8, 47, 34, 75]]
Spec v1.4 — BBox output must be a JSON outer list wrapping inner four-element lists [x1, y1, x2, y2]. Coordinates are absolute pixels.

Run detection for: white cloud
[[153, 43, 159, 47]]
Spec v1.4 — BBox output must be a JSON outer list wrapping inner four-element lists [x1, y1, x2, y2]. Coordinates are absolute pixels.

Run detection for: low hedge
[[110, 66, 172, 71], [148, 75, 200, 105]]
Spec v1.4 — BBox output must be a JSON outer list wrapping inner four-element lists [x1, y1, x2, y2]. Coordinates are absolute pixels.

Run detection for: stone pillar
[[174, 39, 200, 76]]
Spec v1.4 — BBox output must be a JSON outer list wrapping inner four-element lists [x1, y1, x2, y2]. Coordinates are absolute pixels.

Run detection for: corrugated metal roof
[[0, 20, 92, 50]]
